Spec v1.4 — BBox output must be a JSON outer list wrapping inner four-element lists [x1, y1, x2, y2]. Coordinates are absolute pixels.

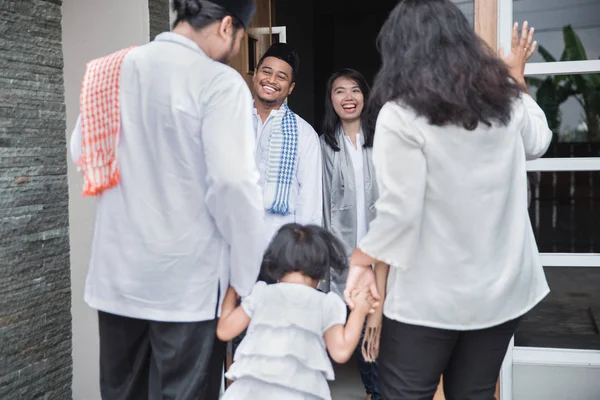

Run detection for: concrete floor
[[329, 356, 369, 400], [329, 356, 471, 400], [516, 267, 600, 350]]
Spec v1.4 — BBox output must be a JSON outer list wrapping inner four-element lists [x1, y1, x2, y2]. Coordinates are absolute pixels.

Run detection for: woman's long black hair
[[322, 69, 376, 151], [371, 0, 522, 130]]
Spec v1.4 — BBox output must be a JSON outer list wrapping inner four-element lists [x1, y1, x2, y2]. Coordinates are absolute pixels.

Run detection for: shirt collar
[[252, 105, 285, 121], [341, 127, 365, 146], [154, 32, 207, 57]]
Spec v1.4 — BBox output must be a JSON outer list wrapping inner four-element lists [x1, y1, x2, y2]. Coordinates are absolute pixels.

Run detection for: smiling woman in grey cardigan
[[320, 68, 380, 400]]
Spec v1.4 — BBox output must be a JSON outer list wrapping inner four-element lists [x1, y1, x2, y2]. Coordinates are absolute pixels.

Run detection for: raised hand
[[498, 21, 537, 90]]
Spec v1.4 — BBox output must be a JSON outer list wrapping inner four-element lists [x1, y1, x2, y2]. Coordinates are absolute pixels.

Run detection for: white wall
[[61, 1, 150, 398], [169, 0, 176, 27]]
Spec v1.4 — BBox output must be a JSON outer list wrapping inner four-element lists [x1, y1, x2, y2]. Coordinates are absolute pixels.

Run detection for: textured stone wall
[[0, 0, 72, 398], [149, 0, 170, 40]]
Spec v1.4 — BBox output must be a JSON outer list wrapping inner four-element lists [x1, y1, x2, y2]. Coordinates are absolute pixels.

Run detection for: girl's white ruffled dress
[[223, 281, 347, 400]]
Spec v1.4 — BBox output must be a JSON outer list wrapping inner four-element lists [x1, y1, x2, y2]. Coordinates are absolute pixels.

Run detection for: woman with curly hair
[[345, 1, 551, 399]]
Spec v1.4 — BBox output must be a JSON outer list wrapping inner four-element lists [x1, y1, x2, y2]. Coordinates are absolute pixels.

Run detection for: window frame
[[493, 0, 600, 398]]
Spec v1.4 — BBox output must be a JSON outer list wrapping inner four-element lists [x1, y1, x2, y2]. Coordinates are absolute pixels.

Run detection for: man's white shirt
[[70, 33, 265, 322], [252, 107, 323, 242]]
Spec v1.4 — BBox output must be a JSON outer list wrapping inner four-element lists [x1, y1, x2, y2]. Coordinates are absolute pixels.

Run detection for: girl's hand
[[352, 287, 378, 315], [498, 21, 536, 90], [344, 249, 381, 311], [362, 304, 383, 362], [221, 286, 238, 318]]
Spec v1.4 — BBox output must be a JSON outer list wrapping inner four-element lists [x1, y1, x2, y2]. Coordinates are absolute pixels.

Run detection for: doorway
[[273, 0, 398, 129]]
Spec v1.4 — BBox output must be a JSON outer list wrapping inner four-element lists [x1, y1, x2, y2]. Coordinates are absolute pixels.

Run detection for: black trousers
[[98, 311, 225, 400], [379, 316, 519, 400]]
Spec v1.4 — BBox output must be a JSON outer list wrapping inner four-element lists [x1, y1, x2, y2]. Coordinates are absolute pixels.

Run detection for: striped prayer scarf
[[263, 103, 299, 215]]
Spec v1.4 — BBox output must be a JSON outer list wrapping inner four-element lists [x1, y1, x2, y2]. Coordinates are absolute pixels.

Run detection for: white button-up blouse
[[360, 94, 552, 330]]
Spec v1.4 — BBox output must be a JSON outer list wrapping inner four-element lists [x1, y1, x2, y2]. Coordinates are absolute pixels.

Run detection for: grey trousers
[[98, 311, 225, 400], [379, 316, 519, 400]]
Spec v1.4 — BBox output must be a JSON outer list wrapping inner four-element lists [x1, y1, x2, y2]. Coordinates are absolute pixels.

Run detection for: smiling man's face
[[252, 56, 295, 107]]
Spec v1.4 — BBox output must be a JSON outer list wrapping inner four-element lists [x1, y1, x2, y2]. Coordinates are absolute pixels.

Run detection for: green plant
[[526, 25, 600, 142]]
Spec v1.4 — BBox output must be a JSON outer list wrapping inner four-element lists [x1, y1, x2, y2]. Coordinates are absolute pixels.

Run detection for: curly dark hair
[[371, 0, 522, 130], [172, 0, 243, 31], [260, 224, 348, 282], [322, 69, 376, 151]]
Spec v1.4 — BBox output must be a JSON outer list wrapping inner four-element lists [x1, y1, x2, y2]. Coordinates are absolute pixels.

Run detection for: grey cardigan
[[320, 129, 378, 296]]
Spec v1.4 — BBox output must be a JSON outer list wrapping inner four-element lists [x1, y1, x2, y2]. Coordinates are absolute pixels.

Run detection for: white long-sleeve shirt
[[343, 133, 368, 245], [360, 94, 552, 330], [70, 32, 265, 322], [253, 108, 323, 242]]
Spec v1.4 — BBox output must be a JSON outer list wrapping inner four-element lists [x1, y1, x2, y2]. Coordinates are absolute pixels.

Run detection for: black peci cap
[[259, 42, 299, 75], [209, 0, 256, 29]]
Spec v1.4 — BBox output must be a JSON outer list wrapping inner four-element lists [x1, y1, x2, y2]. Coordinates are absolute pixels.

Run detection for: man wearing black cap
[[252, 43, 323, 243], [69, 1, 265, 399]]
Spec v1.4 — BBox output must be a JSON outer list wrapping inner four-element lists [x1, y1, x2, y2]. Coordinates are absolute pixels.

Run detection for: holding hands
[[349, 286, 379, 315], [345, 251, 389, 363], [344, 249, 381, 312], [348, 284, 382, 362]]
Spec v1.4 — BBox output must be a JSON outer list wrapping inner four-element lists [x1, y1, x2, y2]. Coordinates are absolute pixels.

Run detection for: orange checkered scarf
[[77, 47, 136, 196]]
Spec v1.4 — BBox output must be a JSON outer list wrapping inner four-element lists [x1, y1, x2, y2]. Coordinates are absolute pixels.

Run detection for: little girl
[[217, 223, 377, 400]]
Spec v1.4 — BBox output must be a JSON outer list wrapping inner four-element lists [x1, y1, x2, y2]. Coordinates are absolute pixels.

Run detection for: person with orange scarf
[[69, 1, 265, 399]]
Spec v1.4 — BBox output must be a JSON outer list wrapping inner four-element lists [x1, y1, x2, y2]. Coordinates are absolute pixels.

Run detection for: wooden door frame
[[474, 0, 498, 50], [474, 2, 502, 399]]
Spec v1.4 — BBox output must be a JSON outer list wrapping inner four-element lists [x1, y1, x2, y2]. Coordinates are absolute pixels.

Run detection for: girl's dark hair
[[371, 0, 521, 130], [260, 224, 347, 282], [172, 0, 243, 31], [322, 69, 376, 151]]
